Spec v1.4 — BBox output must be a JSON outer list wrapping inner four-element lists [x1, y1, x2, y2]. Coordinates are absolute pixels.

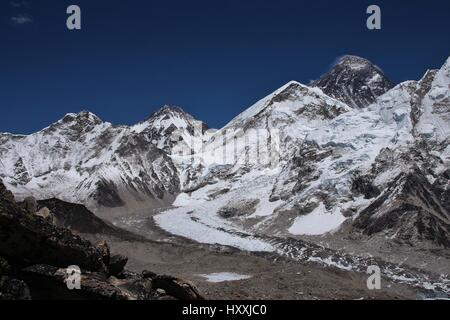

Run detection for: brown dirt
[[81, 220, 419, 300]]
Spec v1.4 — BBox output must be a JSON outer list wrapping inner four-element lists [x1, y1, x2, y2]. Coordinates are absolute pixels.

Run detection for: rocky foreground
[[0, 180, 203, 300]]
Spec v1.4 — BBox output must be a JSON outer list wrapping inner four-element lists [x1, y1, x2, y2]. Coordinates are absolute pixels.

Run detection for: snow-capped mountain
[[156, 56, 450, 251], [131, 105, 209, 154], [0, 111, 181, 213], [1, 55, 449, 253], [312, 55, 393, 109]]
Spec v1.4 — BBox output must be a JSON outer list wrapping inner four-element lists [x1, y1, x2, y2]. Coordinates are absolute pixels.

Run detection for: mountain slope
[[353, 168, 450, 247]]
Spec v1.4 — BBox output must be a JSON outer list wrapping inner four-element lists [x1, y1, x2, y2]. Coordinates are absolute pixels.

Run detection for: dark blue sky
[[1, 0, 450, 134]]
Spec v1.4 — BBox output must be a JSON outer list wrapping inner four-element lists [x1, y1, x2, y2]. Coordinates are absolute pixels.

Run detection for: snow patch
[[288, 203, 347, 236], [198, 272, 252, 283]]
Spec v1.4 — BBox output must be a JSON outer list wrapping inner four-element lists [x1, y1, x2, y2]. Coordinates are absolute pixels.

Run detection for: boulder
[[96, 241, 111, 266], [142, 270, 157, 279], [19, 196, 38, 214], [155, 288, 166, 296], [108, 254, 128, 277], [108, 274, 153, 300], [34, 207, 56, 224], [218, 199, 260, 219], [0, 276, 31, 300], [152, 275, 204, 300]]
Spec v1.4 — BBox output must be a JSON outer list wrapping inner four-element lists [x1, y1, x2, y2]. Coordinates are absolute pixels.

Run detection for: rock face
[[108, 255, 128, 277], [353, 168, 450, 247], [312, 55, 393, 109], [0, 180, 204, 300], [0, 182, 14, 203], [36, 198, 132, 236]]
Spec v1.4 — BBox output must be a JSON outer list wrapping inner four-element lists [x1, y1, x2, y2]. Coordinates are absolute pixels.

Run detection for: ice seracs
[[416, 57, 450, 143]]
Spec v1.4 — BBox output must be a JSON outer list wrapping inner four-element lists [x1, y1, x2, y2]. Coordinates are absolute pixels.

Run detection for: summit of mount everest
[[312, 55, 394, 109]]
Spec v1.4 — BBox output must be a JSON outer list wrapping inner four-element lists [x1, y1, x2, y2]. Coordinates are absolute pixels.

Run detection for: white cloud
[[10, 14, 33, 25], [10, 1, 31, 8]]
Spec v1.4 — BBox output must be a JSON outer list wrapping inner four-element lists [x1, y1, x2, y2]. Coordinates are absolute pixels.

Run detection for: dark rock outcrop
[[351, 173, 381, 199], [218, 199, 260, 218], [312, 55, 393, 109], [353, 169, 450, 247], [37, 198, 129, 237], [108, 254, 128, 277], [0, 193, 107, 273], [139, 105, 209, 154], [0, 276, 31, 300], [0, 183, 14, 203], [96, 241, 111, 266], [18, 196, 38, 214], [20, 264, 128, 300], [0, 180, 204, 300], [150, 275, 205, 300]]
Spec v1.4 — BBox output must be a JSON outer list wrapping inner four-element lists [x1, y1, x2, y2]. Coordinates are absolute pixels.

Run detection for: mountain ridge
[[1, 55, 449, 254]]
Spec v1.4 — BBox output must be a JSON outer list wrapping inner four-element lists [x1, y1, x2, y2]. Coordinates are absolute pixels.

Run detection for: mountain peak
[[157, 105, 186, 113], [336, 55, 376, 70], [158, 105, 187, 114], [144, 105, 190, 122], [223, 79, 350, 131], [312, 55, 393, 108], [131, 105, 208, 151], [61, 110, 103, 125], [42, 110, 105, 135]]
